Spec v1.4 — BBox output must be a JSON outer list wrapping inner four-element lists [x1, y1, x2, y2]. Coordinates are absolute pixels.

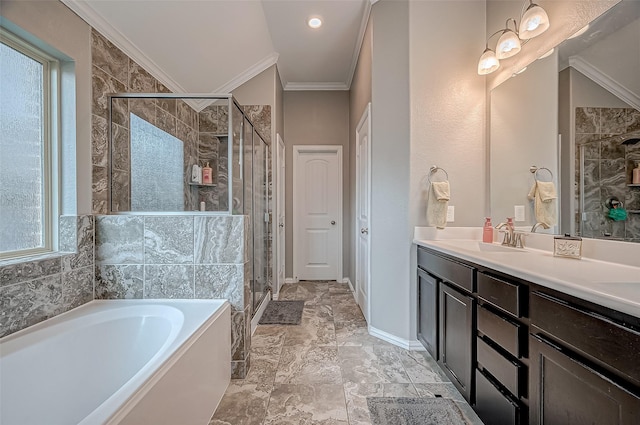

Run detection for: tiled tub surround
[[0, 215, 95, 338], [575, 107, 640, 241], [95, 214, 253, 378], [91, 29, 200, 214]]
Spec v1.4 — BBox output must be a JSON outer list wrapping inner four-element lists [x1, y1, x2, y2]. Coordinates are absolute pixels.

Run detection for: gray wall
[[283, 91, 350, 278], [348, 13, 372, 286], [1, 0, 92, 214], [368, 0, 411, 340]]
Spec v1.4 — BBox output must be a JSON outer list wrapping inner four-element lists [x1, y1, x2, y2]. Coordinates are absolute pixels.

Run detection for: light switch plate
[[514, 205, 525, 222], [447, 206, 455, 222]]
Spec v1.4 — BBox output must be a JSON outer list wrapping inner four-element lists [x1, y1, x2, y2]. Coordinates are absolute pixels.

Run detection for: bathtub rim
[[0, 299, 230, 425]]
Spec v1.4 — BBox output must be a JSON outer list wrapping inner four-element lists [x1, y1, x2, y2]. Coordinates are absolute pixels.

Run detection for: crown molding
[[214, 52, 280, 94], [61, 0, 188, 96], [284, 82, 350, 91], [345, 0, 372, 90], [569, 56, 640, 110]]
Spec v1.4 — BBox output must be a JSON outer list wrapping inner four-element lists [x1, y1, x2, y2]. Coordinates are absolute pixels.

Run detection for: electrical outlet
[[514, 205, 525, 222], [447, 206, 455, 222]]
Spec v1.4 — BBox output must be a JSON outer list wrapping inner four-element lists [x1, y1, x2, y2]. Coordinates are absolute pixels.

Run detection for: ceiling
[[62, 0, 371, 93]]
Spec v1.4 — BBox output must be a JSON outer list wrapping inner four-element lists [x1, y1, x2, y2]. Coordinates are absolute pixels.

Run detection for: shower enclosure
[[107, 94, 270, 315]]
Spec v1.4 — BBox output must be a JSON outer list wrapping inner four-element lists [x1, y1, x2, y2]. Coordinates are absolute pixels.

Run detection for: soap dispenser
[[633, 161, 640, 184], [483, 217, 494, 243], [202, 162, 213, 185]]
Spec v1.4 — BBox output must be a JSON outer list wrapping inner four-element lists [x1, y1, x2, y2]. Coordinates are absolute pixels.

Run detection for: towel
[[528, 181, 557, 227], [427, 181, 450, 229]]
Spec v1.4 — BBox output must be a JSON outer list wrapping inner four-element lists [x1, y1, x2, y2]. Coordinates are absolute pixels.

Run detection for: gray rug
[[258, 300, 305, 325], [367, 397, 467, 425]]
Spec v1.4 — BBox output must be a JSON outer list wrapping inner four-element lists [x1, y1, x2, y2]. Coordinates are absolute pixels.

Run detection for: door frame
[[292, 145, 343, 281], [273, 134, 286, 296], [355, 103, 372, 321]]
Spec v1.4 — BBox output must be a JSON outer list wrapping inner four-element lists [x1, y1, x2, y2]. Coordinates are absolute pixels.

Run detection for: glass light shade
[[519, 3, 550, 39], [496, 29, 521, 59], [478, 48, 500, 75]]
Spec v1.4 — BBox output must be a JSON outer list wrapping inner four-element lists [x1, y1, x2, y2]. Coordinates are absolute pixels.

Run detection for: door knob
[[360, 227, 368, 234], [331, 220, 336, 225], [279, 223, 284, 228]]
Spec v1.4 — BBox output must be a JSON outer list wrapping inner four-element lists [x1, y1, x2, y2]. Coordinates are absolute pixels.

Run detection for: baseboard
[[284, 277, 298, 284], [251, 295, 270, 336], [341, 277, 355, 292], [368, 325, 426, 351]]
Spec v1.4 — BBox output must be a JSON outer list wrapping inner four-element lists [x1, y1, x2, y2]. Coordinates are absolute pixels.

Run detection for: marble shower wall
[[0, 215, 95, 338], [575, 107, 640, 241], [91, 29, 199, 214], [198, 104, 229, 211], [94, 214, 253, 378]]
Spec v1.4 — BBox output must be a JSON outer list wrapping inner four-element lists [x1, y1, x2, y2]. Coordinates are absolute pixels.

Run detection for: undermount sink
[[437, 240, 527, 254]]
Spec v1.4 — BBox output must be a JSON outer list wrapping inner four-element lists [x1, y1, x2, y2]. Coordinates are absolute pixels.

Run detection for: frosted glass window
[[130, 113, 184, 211], [0, 40, 48, 255]]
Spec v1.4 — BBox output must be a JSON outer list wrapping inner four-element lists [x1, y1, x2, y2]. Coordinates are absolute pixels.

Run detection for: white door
[[275, 135, 286, 294], [293, 146, 342, 281], [355, 103, 371, 322]]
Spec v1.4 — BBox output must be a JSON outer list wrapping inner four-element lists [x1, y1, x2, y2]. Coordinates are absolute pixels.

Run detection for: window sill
[[0, 250, 75, 268]]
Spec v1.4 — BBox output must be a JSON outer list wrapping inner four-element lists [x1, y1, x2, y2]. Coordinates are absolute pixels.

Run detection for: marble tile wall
[[198, 104, 229, 211], [91, 29, 199, 214], [94, 213, 252, 377], [575, 107, 640, 241], [0, 215, 95, 338]]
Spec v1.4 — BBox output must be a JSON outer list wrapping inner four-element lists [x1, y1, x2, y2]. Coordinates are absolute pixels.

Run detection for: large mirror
[[490, 0, 640, 242]]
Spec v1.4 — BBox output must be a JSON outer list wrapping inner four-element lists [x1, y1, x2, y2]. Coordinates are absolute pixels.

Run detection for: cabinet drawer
[[475, 369, 521, 425], [478, 272, 521, 317], [418, 248, 475, 293], [531, 291, 640, 387], [477, 337, 523, 397], [478, 305, 522, 358]]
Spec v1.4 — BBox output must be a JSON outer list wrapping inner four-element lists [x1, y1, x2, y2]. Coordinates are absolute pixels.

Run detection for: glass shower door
[[252, 130, 269, 312]]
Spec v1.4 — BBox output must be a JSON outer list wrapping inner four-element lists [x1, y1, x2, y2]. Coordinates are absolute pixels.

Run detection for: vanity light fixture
[[308, 17, 322, 29], [538, 48, 554, 59], [568, 24, 589, 39], [477, 0, 550, 75], [496, 18, 521, 59], [519, 0, 550, 40]]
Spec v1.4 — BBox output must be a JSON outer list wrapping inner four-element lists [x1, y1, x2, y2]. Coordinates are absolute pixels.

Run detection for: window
[[0, 29, 58, 259]]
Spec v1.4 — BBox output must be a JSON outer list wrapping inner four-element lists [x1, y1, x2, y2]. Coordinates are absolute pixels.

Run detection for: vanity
[[415, 233, 640, 425]]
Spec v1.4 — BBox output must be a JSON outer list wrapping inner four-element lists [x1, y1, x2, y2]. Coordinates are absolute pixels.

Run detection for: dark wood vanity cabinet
[[417, 268, 438, 359], [529, 291, 640, 425], [439, 282, 474, 402], [416, 245, 640, 425]]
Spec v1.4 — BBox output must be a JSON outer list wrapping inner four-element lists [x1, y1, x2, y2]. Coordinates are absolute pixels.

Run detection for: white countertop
[[413, 228, 640, 319]]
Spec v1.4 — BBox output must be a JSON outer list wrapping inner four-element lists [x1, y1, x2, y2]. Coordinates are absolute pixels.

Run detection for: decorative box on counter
[[554, 234, 582, 259]]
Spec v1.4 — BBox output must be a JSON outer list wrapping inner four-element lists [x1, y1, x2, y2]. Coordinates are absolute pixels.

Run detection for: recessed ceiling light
[[308, 17, 322, 29]]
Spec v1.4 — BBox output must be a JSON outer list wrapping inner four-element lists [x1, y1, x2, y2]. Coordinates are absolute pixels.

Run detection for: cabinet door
[[418, 269, 438, 359], [530, 334, 640, 425], [439, 282, 474, 402]]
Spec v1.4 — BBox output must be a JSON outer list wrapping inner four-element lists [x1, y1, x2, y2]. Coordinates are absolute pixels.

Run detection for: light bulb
[[496, 29, 521, 59], [478, 48, 500, 75], [519, 3, 550, 39], [308, 17, 322, 29]]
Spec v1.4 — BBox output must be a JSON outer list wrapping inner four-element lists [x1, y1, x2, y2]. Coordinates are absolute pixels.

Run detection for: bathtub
[[0, 299, 231, 425]]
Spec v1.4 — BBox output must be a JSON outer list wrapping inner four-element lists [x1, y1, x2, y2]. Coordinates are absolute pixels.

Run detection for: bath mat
[[367, 397, 467, 425], [258, 300, 305, 325]]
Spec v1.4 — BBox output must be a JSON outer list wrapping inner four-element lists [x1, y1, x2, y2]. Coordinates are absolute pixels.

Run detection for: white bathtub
[[0, 299, 231, 425]]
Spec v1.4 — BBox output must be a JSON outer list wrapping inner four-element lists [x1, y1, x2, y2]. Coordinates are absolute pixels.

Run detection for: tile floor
[[209, 280, 483, 425]]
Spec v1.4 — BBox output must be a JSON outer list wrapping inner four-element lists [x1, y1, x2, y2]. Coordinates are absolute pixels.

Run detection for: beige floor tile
[[276, 345, 343, 384], [335, 321, 392, 347], [263, 383, 349, 425], [338, 345, 411, 384], [209, 383, 271, 425], [283, 304, 336, 346], [343, 382, 418, 425]]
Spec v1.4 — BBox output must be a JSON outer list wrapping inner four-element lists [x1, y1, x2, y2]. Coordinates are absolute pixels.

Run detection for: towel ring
[[428, 165, 449, 184], [530, 166, 553, 182]]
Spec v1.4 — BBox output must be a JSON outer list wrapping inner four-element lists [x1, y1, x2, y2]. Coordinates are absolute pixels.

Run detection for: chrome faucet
[[495, 222, 514, 246], [531, 222, 550, 233]]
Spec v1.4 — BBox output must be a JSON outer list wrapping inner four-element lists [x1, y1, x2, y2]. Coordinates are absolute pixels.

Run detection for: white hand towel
[[528, 182, 557, 227], [427, 181, 450, 229]]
